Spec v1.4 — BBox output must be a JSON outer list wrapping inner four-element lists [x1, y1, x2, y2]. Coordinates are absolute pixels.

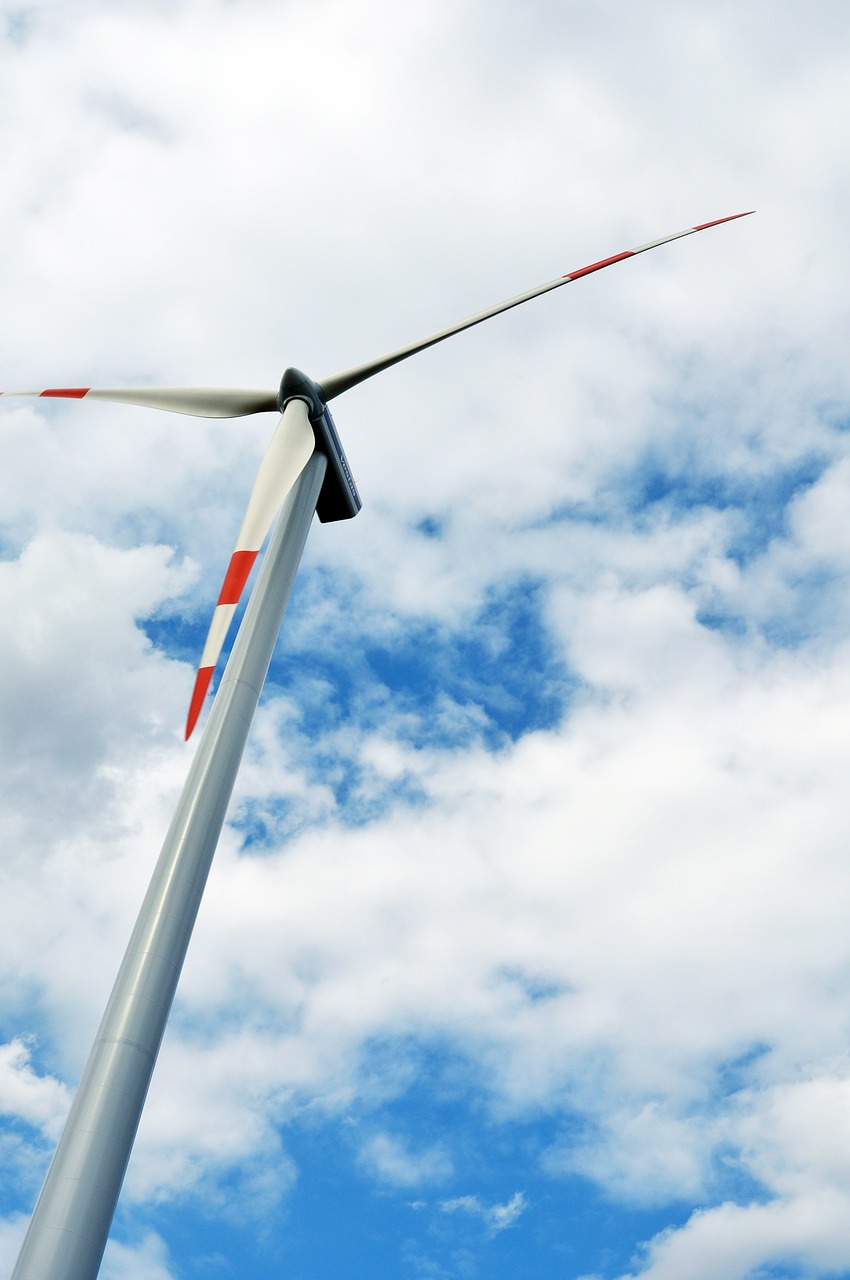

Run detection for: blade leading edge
[[317, 212, 754, 401], [0, 387, 278, 417]]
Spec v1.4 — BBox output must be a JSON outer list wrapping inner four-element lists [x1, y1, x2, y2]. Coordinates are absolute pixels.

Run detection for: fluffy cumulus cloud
[[0, 1039, 68, 1134], [3, 1, 850, 1278]]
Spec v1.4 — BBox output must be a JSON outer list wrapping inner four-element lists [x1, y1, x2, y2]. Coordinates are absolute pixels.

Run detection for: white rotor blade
[[185, 397, 316, 738], [0, 387, 277, 417], [318, 211, 754, 401]]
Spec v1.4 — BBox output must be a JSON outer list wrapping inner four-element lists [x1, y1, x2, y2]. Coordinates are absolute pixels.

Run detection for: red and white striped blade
[[185, 397, 316, 739], [318, 211, 755, 401], [0, 387, 277, 417]]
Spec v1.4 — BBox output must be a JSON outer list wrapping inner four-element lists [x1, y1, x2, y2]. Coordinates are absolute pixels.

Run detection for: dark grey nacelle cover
[[278, 367, 361, 522]]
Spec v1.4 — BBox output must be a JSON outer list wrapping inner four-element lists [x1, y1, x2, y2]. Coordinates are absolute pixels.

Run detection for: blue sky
[[4, 2, 850, 1279]]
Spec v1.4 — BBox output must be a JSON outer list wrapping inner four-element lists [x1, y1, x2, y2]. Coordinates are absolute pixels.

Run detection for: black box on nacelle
[[313, 405, 361, 523]]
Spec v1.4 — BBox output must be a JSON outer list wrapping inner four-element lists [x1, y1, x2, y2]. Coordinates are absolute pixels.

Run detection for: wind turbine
[[3, 210, 752, 1280]]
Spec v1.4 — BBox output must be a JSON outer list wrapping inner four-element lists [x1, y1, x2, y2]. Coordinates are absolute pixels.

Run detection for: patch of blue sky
[[693, 606, 750, 638], [124, 1031, 796, 1279], [623, 449, 829, 567], [120, 1040, 697, 1280], [526, 437, 833, 649], [695, 561, 850, 650], [415, 515, 446, 540], [712, 1042, 773, 1097], [529, 441, 850, 649], [275, 571, 571, 749], [1, 1119, 54, 1222], [761, 568, 850, 648], [493, 967, 568, 1005], [231, 759, 429, 848], [750, 1267, 849, 1280], [142, 608, 210, 669], [705, 1143, 774, 1210], [220, 570, 574, 840], [110, 507, 190, 558]]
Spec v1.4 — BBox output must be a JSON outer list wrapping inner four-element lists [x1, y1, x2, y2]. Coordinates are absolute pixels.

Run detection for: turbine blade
[[318, 211, 755, 401], [0, 387, 278, 418], [185, 397, 316, 739]]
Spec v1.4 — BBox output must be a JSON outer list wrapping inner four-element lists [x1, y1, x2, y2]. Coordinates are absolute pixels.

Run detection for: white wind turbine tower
[[1, 211, 752, 1280]]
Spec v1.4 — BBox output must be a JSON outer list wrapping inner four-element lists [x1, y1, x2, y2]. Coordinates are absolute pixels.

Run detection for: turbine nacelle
[[278, 367, 361, 523]]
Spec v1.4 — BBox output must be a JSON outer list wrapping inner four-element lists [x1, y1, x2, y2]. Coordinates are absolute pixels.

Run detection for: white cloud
[[618, 1192, 850, 1280], [0, 1039, 69, 1137], [358, 1132, 453, 1189], [740, 1074, 850, 1198], [440, 1191, 527, 1236], [101, 1233, 177, 1280], [0, 1215, 30, 1280]]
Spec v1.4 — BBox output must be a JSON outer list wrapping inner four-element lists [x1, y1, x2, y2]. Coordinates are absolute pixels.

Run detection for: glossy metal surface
[[12, 452, 327, 1280]]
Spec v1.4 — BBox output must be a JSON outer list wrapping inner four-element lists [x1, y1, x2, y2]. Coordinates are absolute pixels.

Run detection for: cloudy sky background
[[3, 1, 850, 1277]]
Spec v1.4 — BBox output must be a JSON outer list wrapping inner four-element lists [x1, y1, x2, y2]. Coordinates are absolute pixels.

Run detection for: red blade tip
[[693, 211, 755, 231], [186, 666, 215, 739]]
